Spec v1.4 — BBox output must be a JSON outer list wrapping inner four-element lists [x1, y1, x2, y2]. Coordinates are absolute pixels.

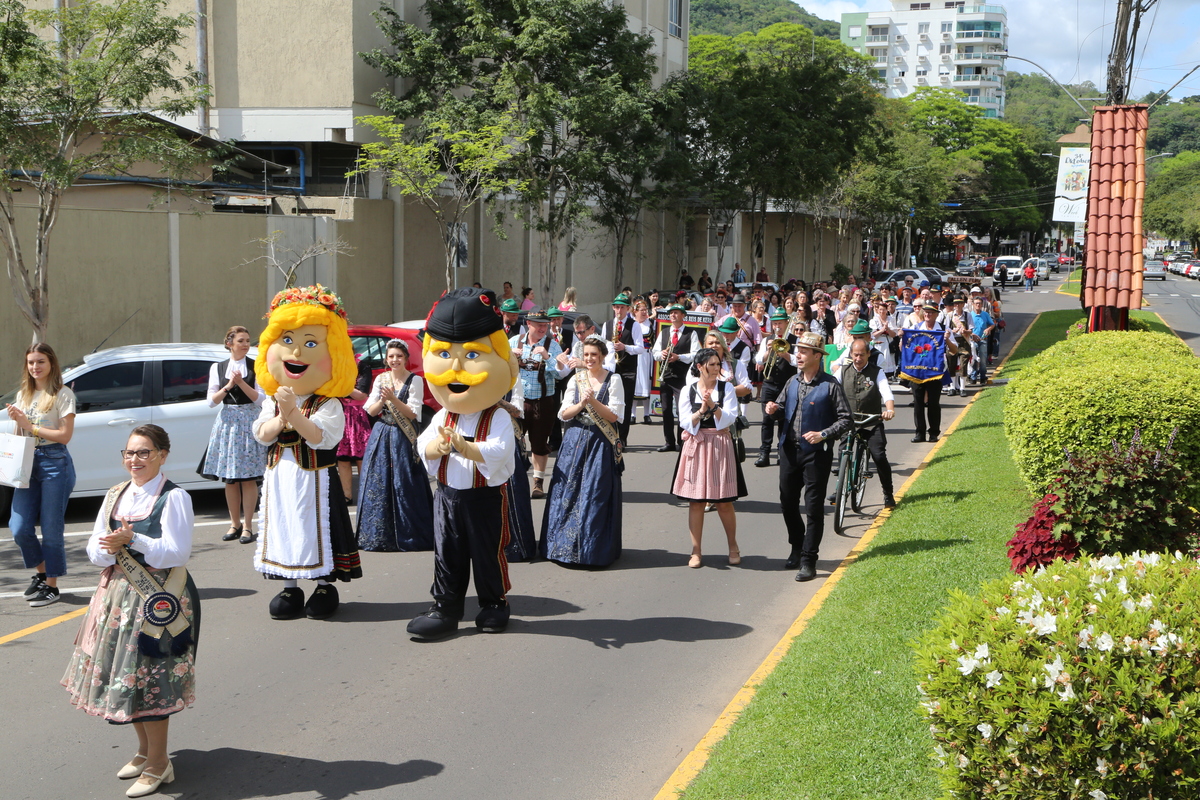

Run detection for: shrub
[[1064, 319, 1088, 339], [1049, 433, 1200, 557], [1004, 330, 1200, 492], [1007, 493, 1078, 573], [915, 552, 1200, 799], [1067, 318, 1149, 339]]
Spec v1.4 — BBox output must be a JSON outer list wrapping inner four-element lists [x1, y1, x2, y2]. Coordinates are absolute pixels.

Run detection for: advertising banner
[[1052, 147, 1090, 224]]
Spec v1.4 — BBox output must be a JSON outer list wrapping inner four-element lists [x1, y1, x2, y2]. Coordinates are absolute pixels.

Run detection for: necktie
[[671, 329, 679, 346]]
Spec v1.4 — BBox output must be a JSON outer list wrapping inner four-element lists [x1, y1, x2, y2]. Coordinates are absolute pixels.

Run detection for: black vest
[[764, 333, 798, 387], [603, 316, 639, 376], [223, 358, 257, 405], [658, 326, 694, 388], [841, 363, 884, 419]]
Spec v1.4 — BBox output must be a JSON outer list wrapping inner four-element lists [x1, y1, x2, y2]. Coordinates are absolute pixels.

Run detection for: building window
[[945, 1, 964, 6], [916, 69, 928, 76], [918, 22, 930, 33], [941, 21, 953, 32], [668, 0, 682, 38], [939, 43, 952, 54], [909, 2, 930, 8], [848, 25, 862, 37]]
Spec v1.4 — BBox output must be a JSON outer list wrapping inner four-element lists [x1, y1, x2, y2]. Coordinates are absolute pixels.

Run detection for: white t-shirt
[[14, 387, 76, 446]]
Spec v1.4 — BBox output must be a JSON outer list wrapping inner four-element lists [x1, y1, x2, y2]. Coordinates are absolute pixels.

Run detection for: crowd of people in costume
[[4, 267, 1005, 796]]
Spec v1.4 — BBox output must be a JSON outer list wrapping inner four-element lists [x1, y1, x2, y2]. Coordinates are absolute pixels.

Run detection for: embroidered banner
[[900, 328, 947, 384]]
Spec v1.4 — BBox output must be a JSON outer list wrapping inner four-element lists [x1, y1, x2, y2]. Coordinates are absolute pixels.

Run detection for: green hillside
[[690, 0, 841, 38]]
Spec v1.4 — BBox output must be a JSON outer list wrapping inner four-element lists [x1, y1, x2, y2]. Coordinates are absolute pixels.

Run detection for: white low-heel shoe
[[117, 754, 147, 779], [126, 761, 173, 797]]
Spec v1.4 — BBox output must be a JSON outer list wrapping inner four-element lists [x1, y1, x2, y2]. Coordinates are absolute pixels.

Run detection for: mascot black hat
[[424, 288, 503, 343]]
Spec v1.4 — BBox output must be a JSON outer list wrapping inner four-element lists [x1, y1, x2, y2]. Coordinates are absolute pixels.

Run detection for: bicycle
[[833, 413, 880, 536]]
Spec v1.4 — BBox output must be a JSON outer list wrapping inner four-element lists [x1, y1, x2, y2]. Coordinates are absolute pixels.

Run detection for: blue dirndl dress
[[539, 373, 622, 566], [355, 375, 435, 551], [503, 439, 538, 562]]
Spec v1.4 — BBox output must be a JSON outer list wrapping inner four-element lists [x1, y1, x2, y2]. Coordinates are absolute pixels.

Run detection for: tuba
[[762, 338, 792, 382]]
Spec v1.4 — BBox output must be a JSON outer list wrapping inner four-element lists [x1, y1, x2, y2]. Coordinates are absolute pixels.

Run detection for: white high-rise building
[[840, 2, 1008, 118]]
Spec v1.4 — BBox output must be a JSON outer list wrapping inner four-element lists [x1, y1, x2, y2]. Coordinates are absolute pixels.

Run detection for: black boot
[[883, 492, 897, 508], [475, 602, 511, 633], [754, 450, 770, 468], [269, 587, 305, 620], [784, 547, 802, 570], [304, 584, 340, 620], [407, 606, 461, 641], [795, 554, 818, 582]]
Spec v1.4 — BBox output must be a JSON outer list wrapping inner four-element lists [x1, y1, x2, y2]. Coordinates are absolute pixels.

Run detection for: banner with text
[[1052, 147, 1090, 224]]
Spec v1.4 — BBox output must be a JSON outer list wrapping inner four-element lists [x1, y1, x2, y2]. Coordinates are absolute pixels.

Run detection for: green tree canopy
[[690, 0, 839, 38], [1143, 151, 1200, 245]]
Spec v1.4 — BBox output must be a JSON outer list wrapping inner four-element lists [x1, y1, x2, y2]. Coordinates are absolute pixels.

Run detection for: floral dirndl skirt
[[201, 403, 266, 481], [61, 565, 199, 724]]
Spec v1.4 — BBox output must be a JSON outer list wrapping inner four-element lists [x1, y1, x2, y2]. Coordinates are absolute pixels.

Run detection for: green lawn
[[678, 313, 1069, 800]]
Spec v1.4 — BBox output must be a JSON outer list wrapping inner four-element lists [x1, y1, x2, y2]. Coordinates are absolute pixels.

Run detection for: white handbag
[[0, 424, 35, 488]]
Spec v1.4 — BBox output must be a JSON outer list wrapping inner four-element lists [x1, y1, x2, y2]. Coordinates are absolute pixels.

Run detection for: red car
[[1057, 254, 1074, 266], [347, 323, 441, 416]]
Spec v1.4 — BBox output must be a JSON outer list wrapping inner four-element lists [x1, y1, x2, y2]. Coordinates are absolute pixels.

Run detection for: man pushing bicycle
[[836, 339, 896, 509]]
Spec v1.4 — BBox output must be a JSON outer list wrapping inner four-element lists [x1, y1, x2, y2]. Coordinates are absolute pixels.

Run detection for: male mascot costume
[[409, 288, 519, 641], [253, 285, 362, 620]]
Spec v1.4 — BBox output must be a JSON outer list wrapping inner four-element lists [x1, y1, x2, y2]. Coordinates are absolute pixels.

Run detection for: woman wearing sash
[[200, 326, 266, 545], [63, 425, 198, 797], [539, 337, 624, 567], [356, 339, 434, 551], [671, 348, 745, 568]]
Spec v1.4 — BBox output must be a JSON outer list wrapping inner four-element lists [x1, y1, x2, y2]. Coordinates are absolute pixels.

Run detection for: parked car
[[995, 256, 1024, 284], [954, 259, 977, 276], [1057, 254, 1074, 268], [1143, 260, 1168, 280], [349, 323, 440, 421], [878, 267, 954, 287]]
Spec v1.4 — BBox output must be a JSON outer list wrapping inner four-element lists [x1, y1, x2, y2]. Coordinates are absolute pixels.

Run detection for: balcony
[[954, 74, 1001, 83], [955, 52, 1006, 62], [956, 30, 1003, 39], [865, 34, 890, 43], [957, 5, 1006, 14], [963, 95, 1001, 106]]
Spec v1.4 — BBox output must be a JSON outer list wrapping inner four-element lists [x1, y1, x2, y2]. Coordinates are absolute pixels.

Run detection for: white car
[[1027, 258, 1051, 281], [3, 343, 250, 498], [996, 256, 1024, 283]]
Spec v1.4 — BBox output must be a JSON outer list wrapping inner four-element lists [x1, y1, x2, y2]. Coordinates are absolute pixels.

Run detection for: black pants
[[912, 381, 942, 439], [759, 382, 787, 453], [660, 381, 684, 448], [431, 485, 510, 618], [863, 425, 894, 495], [616, 369, 637, 444], [778, 442, 834, 558]]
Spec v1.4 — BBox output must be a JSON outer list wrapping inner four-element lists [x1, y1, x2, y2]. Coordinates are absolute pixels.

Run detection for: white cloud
[[798, 0, 1200, 99]]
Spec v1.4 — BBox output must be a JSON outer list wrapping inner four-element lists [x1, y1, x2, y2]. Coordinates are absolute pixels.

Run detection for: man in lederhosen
[[599, 293, 644, 446], [754, 308, 798, 467], [510, 310, 562, 498], [652, 303, 697, 453], [500, 297, 523, 339], [411, 287, 519, 640]]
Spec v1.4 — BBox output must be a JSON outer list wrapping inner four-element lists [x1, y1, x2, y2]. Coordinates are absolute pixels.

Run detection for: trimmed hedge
[[1066, 317, 1150, 339], [1004, 331, 1200, 492], [915, 552, 1200, 799]]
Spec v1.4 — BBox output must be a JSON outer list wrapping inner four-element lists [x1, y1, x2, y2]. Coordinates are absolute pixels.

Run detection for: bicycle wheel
[[833, 447, 851, 535], [850, 438, 871, 513]]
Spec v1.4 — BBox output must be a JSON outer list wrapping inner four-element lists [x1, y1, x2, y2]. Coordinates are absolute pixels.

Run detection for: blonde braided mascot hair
[[256, 295, 357, 397]]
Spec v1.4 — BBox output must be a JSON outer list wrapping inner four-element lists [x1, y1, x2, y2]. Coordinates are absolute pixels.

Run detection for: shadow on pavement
[[512, 615, 753, 649], [622, 490, 676, 505], [852, 538, 966, 563], [196, 587, 258, 601], [169, 747, 442, 798]]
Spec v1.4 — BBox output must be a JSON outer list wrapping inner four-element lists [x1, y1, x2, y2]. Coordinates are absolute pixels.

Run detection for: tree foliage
[[1147, 97, 1200, 156], [1143, 151, 1200, 245], [689, 0, 839, 38], [0, 0, 208, 344]]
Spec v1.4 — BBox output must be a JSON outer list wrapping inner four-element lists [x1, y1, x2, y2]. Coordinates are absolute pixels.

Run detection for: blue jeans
[[9, 443, 76, 578], [1025, 276, 1034, 291], [971, 338, 989, 382]]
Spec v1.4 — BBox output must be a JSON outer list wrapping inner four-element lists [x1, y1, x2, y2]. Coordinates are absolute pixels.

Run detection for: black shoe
[[657, 444, 677, 452], [784, 549, 802, 570], [883, 494, 897, 508], [269, 587, 306, 620], [643, 416, 653, 425], [795, 555, 817, 582], [929, 435, 940, 443], [407, 608, 460, 641], [28, 585, 61, 607], [222, 526, 242, 541], [910, 435, 926, 443], [239, 529, 257, 545], [23, 573, 47, 598], [304, 584, 340, 620], [475, 602, 510, 633], [754, 452, 770, 468]]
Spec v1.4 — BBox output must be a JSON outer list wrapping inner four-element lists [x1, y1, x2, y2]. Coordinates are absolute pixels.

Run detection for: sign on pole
[[1052, 148, 1090, 224]]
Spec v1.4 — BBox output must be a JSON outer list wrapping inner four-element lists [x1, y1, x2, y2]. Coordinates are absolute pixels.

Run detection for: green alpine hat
[[667, 303, 685, 312], [612, 293, 631, 306], [850, 320, 872, 336], [715, 317, 741, 334], [546, 307, 563, 318], [769, 308, 788, 321], [499, 298, 520, 314]]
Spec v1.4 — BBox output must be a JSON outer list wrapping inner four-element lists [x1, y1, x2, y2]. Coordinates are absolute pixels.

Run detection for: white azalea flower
[[985, 670, 1003, 688], [1139, 594, 1154, 609], [1093, 588, 1107, 602], [977, 722, 993, 740], [1095, 757, 1109, 776], [1143, 552, 1161, 566], [1090, 790, 1108, 800], [1096, 632, 1115, 651], [1150, 619, 1166, 633], [1121, 599, 1135, 613], [1059, 683, 1076, 701], [1032, 614, 1058, 636], [996, 605, 1011, 616], [1078, 626, 1094, 648], [1117, 576, 1129, 595], [957, 655, 981, 675], [974, 643, 990, 662]]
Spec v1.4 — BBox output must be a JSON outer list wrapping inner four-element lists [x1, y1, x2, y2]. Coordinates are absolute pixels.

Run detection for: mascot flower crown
[[256, 283, 357, 397]]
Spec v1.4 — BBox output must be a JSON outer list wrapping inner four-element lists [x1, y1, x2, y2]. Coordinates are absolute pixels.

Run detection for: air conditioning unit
[[942, 54, 951, 60], [893, 77, 903, 84], [942, 32, 951, 39], [895, 35, 904, 42], [918, 76, 928, 84], [894, 56, 904, 63]]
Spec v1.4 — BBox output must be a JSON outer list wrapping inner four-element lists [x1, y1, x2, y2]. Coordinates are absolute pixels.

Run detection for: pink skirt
[[337, 399, 371, 459], [671, 428, 746, 503]]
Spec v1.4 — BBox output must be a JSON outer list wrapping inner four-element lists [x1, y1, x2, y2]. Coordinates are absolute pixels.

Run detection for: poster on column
[[1052, 148, 1090, 224]]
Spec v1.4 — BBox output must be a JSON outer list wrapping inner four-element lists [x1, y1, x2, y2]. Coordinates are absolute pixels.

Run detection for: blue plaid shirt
[[510, 334, 563, 400]]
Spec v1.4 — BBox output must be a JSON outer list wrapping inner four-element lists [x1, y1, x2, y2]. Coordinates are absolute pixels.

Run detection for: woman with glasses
[[63, 425, 198, 798], [200, 326, 266, 545], [671, 348, 745, 568], [356, 339, 434, 552], [6, 343, 76, 608]]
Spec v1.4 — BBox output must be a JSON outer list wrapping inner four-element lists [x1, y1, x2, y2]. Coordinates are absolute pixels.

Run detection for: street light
[[1146, 152, 1174, 162], [996, 53, 1093, 117]]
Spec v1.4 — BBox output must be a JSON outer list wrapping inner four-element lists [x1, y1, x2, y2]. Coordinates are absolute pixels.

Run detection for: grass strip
[[678, 313, 1068, 800]]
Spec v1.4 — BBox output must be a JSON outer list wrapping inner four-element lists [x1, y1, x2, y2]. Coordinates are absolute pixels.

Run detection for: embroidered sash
[[575, 371, 623, 464], [382, 373, 420, 460]]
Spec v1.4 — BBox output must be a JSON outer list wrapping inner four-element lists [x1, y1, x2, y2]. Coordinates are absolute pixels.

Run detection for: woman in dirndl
[[336, 357, 373, 504], [672, 348, 746, 569], [201, 326, 266, 545], [631, 298, 655, 424], [356, 339, 434, 551], [539, 337, 624, 567], [62, 425, 198, 798]]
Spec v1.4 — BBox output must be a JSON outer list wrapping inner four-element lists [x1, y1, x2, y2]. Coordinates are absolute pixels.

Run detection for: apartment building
[[840, 1, 1008, 118]]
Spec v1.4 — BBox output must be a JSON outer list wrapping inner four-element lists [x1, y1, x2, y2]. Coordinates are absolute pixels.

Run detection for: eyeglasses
[[120, 449, 159, 460]]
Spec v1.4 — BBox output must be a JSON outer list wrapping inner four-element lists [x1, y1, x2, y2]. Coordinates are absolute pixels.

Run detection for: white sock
[[283, 579, 298, 589], [316, 579, 330, 586]]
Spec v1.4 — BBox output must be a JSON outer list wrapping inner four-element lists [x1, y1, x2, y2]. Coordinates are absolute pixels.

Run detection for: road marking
[[652, 315, 1041, 799], [0, 607, 88, 646], [7, 510, 359, 541], [1170, 294, 1180, 297], [0, 586, 96, 600]]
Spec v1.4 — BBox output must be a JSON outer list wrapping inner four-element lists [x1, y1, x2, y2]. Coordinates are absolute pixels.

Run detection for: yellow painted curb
[[653, 314, 1043, 799], [0, 606, 87, 646]]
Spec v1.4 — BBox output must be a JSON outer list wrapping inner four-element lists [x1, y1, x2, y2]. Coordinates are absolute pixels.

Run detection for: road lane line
[[651, 315, 1042, 799], [0, 586, 96, 600], [0, 607, 88, 646]]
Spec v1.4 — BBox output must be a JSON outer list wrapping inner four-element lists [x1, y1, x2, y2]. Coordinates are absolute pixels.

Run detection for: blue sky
[[802, 0, 1200, 100]]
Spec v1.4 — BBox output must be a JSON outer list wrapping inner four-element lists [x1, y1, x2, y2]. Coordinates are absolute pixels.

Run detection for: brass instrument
[[611, 317, 626, 365], [656, 328, 678, 384], [762, 338, 792, 382]]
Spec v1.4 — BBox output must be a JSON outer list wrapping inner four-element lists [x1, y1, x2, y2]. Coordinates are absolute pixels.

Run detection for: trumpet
[[762, 338, 792, 382], [612, 319, 626, 365], [656, 333, 677, 384]]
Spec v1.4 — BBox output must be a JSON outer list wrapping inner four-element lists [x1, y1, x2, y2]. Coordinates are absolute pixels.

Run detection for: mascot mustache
[[425, 368, 489, 387]]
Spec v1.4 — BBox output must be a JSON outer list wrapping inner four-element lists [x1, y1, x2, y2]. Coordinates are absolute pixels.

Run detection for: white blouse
[[559, 370, 625, 422], [206, 358, 262, 408], [678, 379, 739, 435], [86, 473, 194, 570], [366, 372, 424, 419], [253, 394, 345, 451]]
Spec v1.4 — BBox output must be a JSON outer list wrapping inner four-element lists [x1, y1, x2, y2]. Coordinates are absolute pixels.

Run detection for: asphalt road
[[1138, 273, 1200, 354], [1, 283, 1070, 800]]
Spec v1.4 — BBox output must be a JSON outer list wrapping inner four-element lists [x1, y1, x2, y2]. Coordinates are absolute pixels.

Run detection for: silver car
[[1143, 260, 1167, 280]]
